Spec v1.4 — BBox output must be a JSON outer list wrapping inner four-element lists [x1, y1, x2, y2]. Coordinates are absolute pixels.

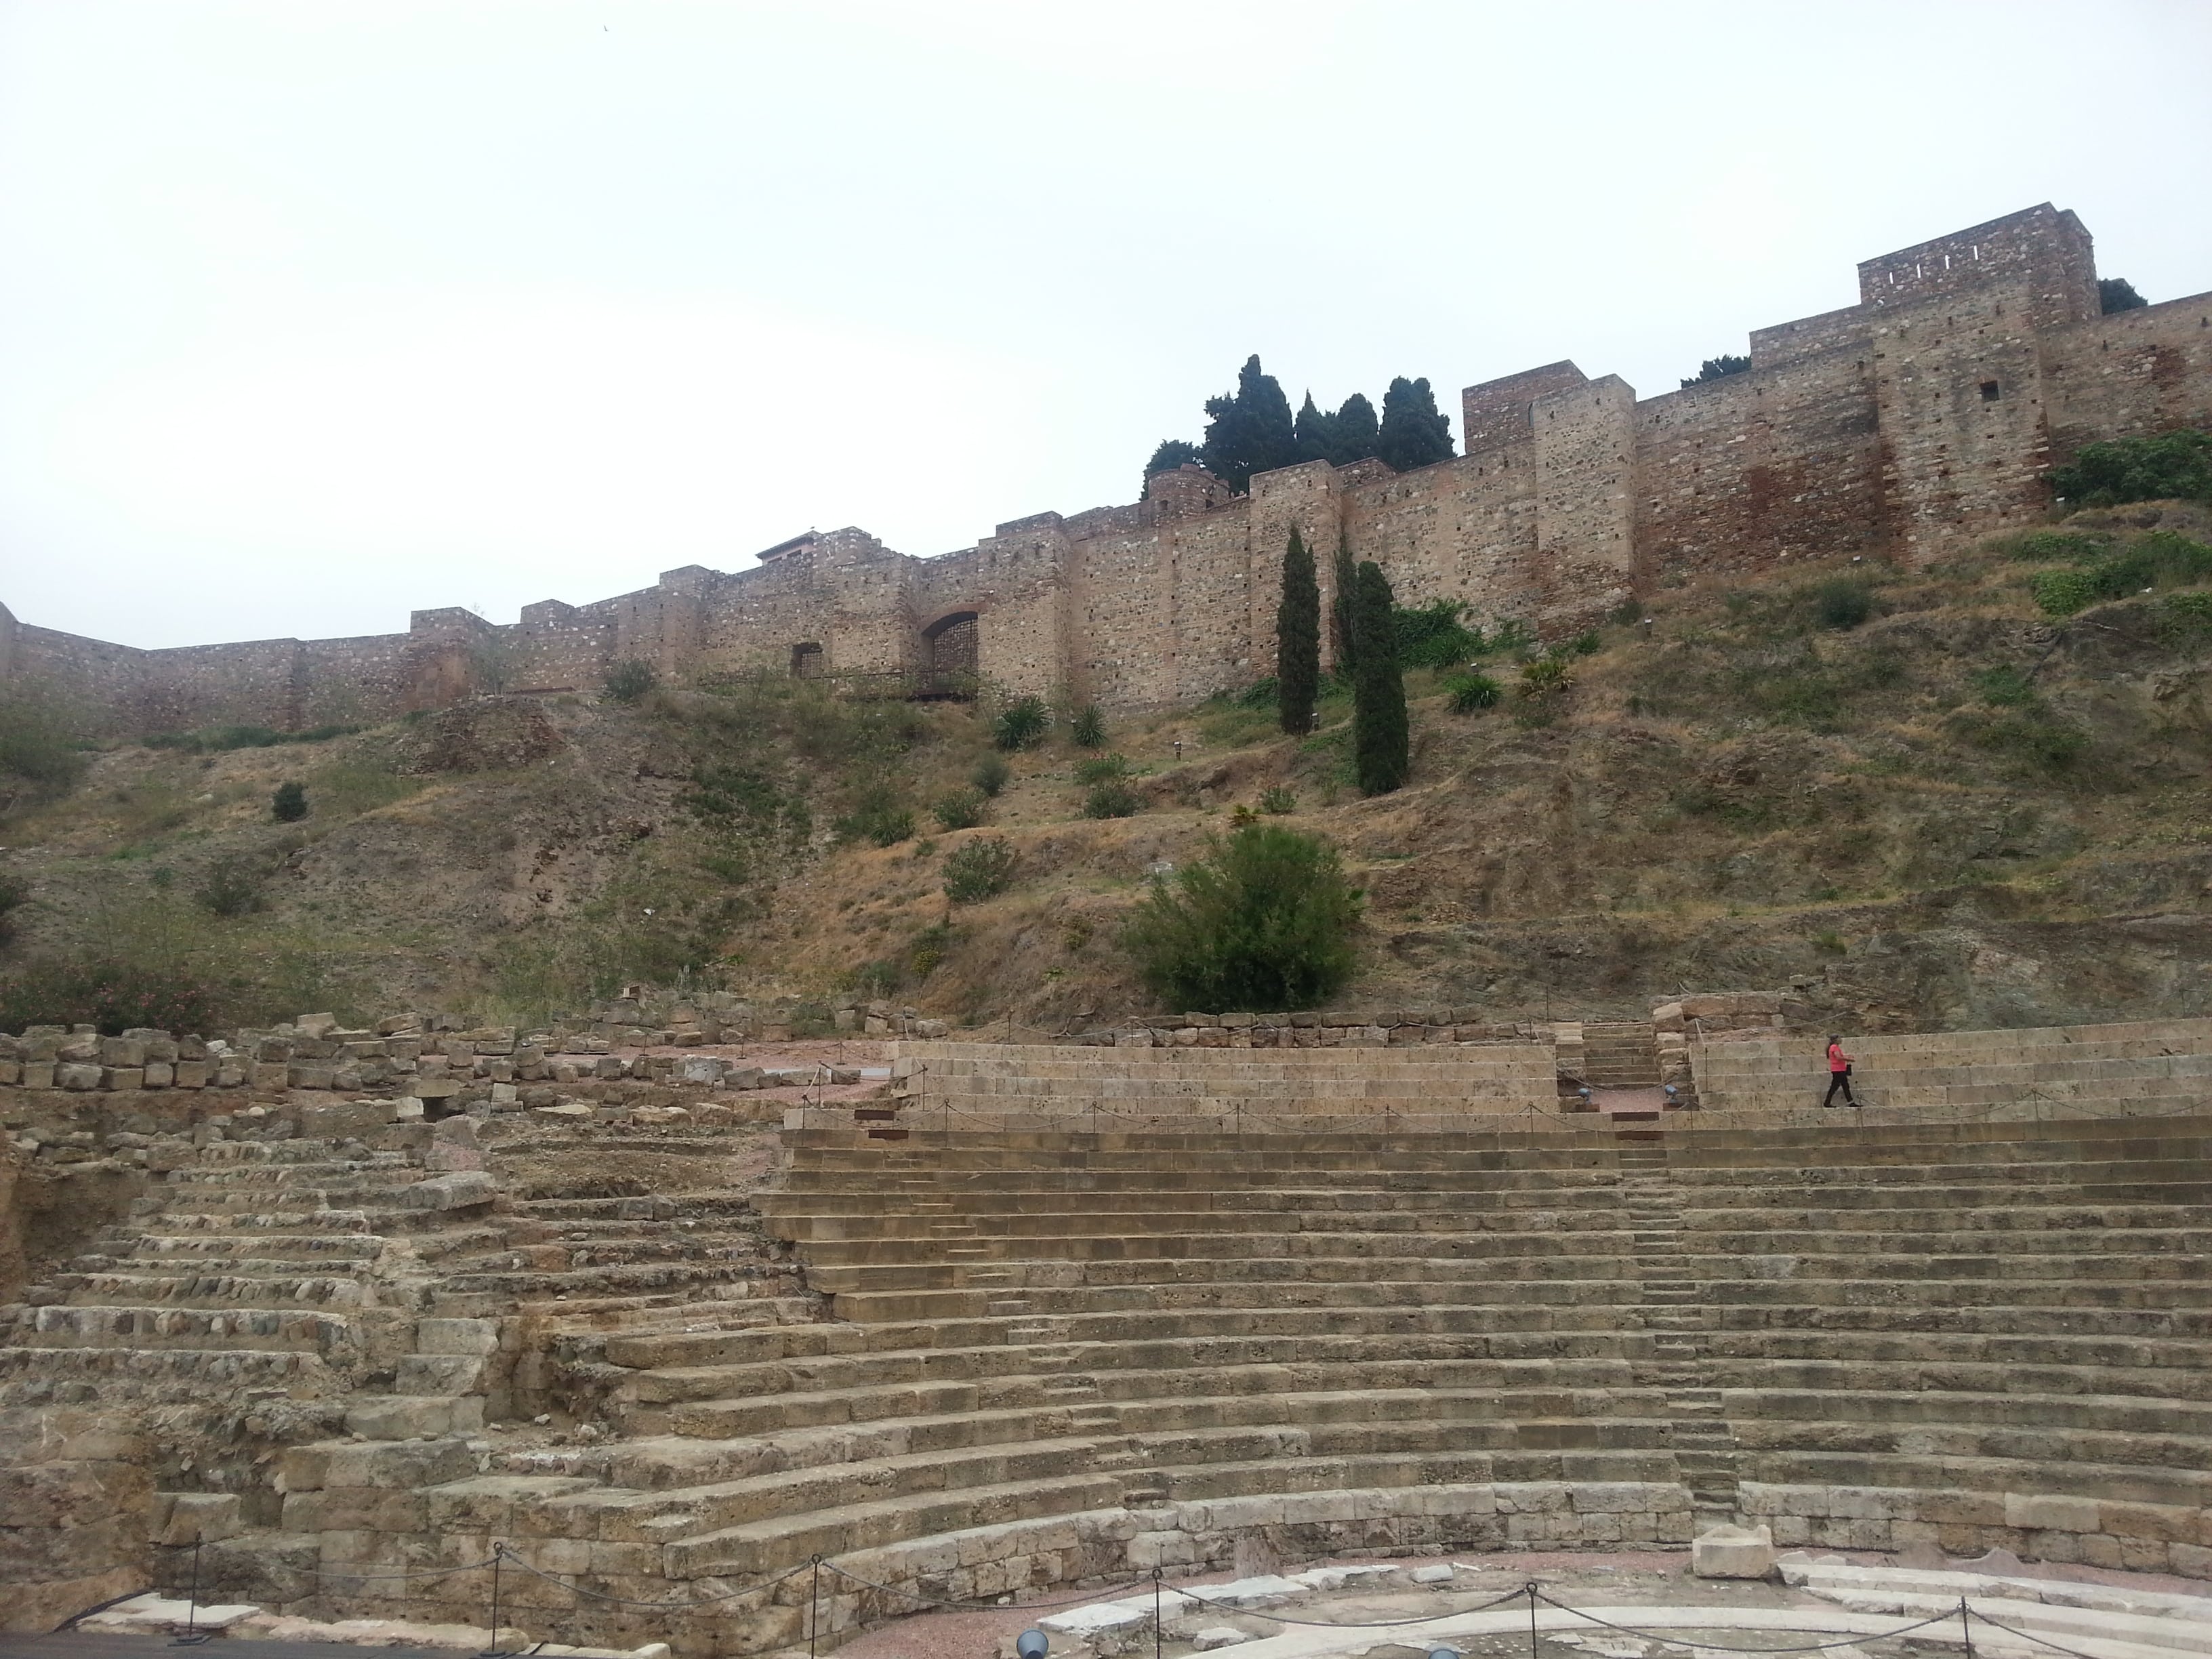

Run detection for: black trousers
[[1823, 1070, 1855, 1106]]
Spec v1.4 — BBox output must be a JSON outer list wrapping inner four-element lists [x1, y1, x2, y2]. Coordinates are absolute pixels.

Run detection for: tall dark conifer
[[1330, 533, 1358, 677], [1351, 560, 1410, 796], [1275, 526, 1320, 735], [1328, 392, 1380, 464], [1200, 356, 1300, 491], [1294, 394, 1335, 464], [1375, 376, 1454, 472]]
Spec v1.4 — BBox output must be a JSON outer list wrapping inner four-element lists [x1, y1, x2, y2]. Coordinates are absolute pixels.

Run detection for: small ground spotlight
[[1017, 1631, 1050, 1659]]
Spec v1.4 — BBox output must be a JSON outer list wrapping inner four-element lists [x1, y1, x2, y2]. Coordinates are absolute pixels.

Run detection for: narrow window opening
[[1980, 381, 2001, 403]]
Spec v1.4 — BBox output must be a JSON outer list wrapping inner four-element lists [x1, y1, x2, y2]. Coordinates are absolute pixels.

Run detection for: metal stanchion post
[[171, 1538, 209, 1645], [1153, 1567, 1163, 1659], [478, 1545, 506, 1658], [1527, 1582, 1540, 1659], [1961, 1596, 1973, 1659], [809, 1554, 822, 1659]]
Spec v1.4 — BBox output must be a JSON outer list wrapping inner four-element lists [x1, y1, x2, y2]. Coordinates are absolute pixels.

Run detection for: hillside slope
[[5, 503, 2212, 1035]]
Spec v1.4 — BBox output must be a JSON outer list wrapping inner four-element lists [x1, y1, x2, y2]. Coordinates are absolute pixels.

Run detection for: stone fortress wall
[[6, 204, 2210, 735]]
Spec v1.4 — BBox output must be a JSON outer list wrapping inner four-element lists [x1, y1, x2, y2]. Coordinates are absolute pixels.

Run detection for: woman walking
[[1822, 1035, 1857, 1108]]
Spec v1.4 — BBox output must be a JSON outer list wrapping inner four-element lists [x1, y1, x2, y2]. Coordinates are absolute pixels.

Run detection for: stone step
[[1728, 1384, 2212, 1441], [0, 1343, 337, 1403], [56, 1271, 373, 1309], [827, 1275, 1649, 1322], [623, 1335, 1643, 1408], [643, 1364, 1652, 1439], [603, 1300, 1643, 1372], [804, 1250, 1647, 1293], [116, 1234, 389, 1263], [6, 1302, 362, 1350]]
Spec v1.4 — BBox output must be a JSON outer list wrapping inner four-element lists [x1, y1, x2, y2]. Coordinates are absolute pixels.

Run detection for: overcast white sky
[[3, 1, 2209, 651]]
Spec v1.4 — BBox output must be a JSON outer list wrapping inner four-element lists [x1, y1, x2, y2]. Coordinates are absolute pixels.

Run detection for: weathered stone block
[[1693, 1523, 1775, 1578]]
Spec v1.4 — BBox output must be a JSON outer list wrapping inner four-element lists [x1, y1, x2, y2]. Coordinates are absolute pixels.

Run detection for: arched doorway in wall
[[920, 611, 979, 699]]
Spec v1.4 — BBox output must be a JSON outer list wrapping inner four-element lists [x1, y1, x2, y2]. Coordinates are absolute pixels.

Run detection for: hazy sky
[[3, 1, 2209, 651]]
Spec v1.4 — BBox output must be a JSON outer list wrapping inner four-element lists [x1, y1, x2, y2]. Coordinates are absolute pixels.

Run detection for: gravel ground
[[815, 1547, 2212, 1659]]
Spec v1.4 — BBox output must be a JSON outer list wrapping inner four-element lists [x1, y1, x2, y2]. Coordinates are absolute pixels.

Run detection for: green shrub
[[1811, 578, 1875, 630], [943, 835, 1017, 902], [2161, 590, 2212, 634], [271, 781, 308, 822], [1069, 703, 1107, 749], [932, 787, 986, 831], [1445, 672, 1503, 713], [1971, 666, 2038, 708], [0, 874, 27, 939], [971, 753, 1011, 798], [1235, 678, 1278, 710], [1957, 708, 2089, 774], [1518, 657, 1573, 699], [1487, 618, 1537, 657], [993, 697, 1051, 751], [1998, 529, 2109, 563], [0, 695, 88, 790], [1258, 785, 1296, 815], [194, 853, 267, 917], [1082, 779, 1143, 819], [1393, 599, 1486, 669], [0, 956, 230, 1037], [837, 785, 915, 847], [1119, 824, 1361, 1012], [1073, 753, 1132, 784], [605, 659, 659, 703], [2047, 427, 2212, 509], [2029, 531, 2212, 615], [1568, 630, 1602, 656]]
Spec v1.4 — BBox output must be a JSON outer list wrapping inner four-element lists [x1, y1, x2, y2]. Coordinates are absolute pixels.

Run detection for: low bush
[[1082, 779, 1143, 819], [1073, 753, 1132, 784], [971, 753, 1012, 797], [2028, 531, 2212, 616], [2047, 427, 2212, 509], [1811, 577, 1875, 630], [932, 787, 986, 831], [943, 835, 1017, 902], [1393, 600, 1486, 669], [1518, 657, 1574, 699], [993, 697, 1051, 751], [0, 695, 88, 790], [0, 874, 27, 939], [1069, 704, 1107, 749], [1445, 672, 1503, 713], [1956, 708, 2089, 774], [1119, 824, 1361, 1012], [604, 660, 659, 703], [1258, 785, 1296, 814], [1971, 666, 2038, 708], [194, 853, 268, 917], [836, 785, 915, 847], [0, 956, 230, 1037], [271, 781, 308, 822]]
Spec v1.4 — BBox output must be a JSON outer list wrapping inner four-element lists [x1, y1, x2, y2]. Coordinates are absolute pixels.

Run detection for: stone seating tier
[[1693, 1018, 2212, 1113]]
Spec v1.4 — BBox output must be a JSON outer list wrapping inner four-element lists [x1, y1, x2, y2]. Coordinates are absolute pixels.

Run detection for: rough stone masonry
[[5, 203, 2209, 736]]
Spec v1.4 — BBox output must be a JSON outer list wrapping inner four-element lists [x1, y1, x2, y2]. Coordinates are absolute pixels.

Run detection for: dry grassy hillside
[[6, 503, 2212, 1034]]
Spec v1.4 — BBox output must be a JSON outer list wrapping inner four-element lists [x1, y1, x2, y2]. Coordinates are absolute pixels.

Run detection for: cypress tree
[[1294, 393, 1335, 464], [1275, 526, 1320, 735], [1200, 356, 1300, 491], [1330, 533, 1358, 677], [1351, 560, 1410, 796], [1328, 392, 1380, 464], [1375, 376, 1454, 472]]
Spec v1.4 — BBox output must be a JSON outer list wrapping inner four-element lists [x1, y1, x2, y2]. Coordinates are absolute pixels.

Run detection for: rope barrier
[[1532, 1584, 1963, 1654], [141, 1541, 2177, 1659]]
